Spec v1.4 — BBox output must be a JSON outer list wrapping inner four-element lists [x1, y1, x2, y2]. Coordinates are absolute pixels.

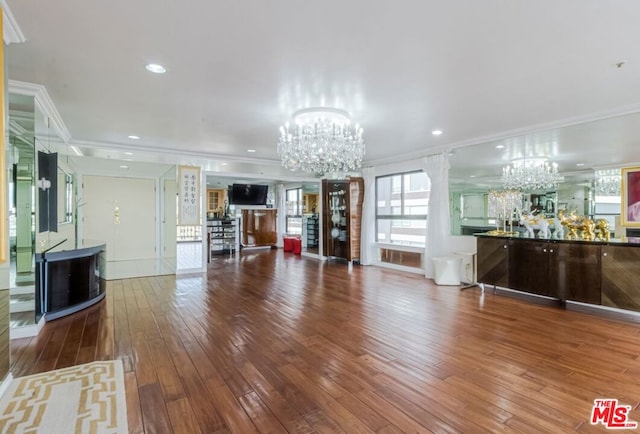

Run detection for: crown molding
[[8, 80, 72, 143], [70, 139, 283, 166], [0, 0, 26, 44]]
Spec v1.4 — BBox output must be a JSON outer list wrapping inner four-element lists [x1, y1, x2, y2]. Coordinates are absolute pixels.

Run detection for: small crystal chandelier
[[501, 157, 564, 191], [277, 108, 365, 175], [488, 189, 523, 234], [595, 168, 621, 196]]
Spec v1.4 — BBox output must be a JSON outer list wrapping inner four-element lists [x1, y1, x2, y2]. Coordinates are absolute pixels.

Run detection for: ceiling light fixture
[[277, 107, 365, 175], [496, 144, 505, 149], [145, 63, 166, 74], [128, 135, 140, 140], [432, 129, 443, 136], [247, 149, 256, 153], [501, 157, 564, 191]]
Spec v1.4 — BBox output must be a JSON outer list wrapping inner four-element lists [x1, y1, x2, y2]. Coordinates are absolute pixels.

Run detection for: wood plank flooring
[[10, 249, 640, 433]]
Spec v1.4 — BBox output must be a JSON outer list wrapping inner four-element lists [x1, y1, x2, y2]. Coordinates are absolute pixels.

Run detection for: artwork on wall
[[178, 165, 201, 225], [621, 166, 640, 227]]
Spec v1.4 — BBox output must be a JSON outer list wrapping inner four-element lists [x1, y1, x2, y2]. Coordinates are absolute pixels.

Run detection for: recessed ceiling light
[[496, 145, 505, 149], [145, 63, 166, 74], [124, 152, 134, 155], [470, 175, 476, 178], [576, 163, 585, 167], [432, 130, 443, 136], [127, 135, 140, 140], [119, 165, 129, 169], [221, 162, 228, 166], [247, 149, 256, 153]]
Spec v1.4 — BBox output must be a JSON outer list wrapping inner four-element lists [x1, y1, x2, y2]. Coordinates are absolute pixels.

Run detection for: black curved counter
[[35, 240, 106, 322]]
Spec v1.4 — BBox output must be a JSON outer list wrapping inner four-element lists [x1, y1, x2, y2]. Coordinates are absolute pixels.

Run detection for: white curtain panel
[[360, 167, 376, 265], [422, 153, 451, 278], [276, 183, 286, 247]]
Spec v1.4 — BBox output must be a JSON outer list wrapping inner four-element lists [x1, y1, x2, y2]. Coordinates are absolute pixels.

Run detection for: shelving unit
[[305, 215, 319, 248], [207, 217, 240, 259]]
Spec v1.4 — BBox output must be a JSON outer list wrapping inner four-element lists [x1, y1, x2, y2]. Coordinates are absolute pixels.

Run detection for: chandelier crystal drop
[[501, 157, 564, 191], [277, 108, 365, 175], [595, 169, 621, 196]]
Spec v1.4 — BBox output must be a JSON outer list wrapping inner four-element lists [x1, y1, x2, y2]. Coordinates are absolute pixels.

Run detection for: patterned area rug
[[0, 361, 128, 434]]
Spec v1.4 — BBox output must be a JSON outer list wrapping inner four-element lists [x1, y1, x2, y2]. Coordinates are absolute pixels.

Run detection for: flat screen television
[[228, 183, 268, 205]]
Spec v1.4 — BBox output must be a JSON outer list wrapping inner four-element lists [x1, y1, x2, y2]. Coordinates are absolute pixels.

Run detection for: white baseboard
[[9, 286, 35, 295], [9, 315, 45, 340], [10, 324, 37, 340], [373, 261, 424, 275]]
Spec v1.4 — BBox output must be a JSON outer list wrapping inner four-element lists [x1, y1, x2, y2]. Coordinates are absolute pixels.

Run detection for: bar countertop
[[473, 232, 640, 247]]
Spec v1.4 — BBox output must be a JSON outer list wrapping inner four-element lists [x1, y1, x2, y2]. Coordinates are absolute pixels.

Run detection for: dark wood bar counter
[[476, 233, 640, 316], [35, 239, 106, 322]]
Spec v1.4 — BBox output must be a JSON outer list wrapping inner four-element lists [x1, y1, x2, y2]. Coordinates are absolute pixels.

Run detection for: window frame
[[286, 187, 303, 234], [375, 170, 429, 246]]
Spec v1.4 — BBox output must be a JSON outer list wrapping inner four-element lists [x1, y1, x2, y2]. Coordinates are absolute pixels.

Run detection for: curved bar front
[[35, 241, 106, 322]]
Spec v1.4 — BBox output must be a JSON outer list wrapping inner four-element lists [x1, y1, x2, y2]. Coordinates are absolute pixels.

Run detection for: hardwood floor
[[10, 249, 640, 433]]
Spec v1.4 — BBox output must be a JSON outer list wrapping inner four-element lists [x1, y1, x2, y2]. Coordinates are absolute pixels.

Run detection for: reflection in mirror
[[57, 167, 73, 225], [450, 179, 496, 236], [593, 169, 622, 236], [301, 182, 320, 255], [450, 161, 624, 238], [8, 93, 36, 333]]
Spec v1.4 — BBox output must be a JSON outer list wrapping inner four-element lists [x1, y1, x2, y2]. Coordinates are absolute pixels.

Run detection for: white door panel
[[83, 176, 156, 261]]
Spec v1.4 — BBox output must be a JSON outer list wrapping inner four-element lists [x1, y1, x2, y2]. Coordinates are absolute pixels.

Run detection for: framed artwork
[[621, 166, 640, 227], [178, 165, 201, 225]]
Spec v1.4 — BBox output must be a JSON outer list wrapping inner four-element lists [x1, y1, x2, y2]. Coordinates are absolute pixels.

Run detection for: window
[[376, 171, 430, 246], [286, 188, 303, 234]]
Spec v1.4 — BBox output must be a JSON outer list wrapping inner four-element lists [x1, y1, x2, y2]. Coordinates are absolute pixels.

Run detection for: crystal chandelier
[[501, 157, 564, 191], [487, 189, 523, 234], [595, 169, 621, 196], [277, 108, 365, 175]]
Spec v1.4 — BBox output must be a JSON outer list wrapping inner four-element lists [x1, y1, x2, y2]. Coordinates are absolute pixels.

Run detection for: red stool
[[293, 238, 302, 255], [283, 236, 295, 252]]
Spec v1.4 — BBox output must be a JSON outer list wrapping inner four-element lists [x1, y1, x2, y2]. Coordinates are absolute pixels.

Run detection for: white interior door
[[83, 176, 156, 261]]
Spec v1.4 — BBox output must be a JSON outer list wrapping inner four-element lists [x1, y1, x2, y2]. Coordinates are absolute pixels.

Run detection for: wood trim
[[380, 248, 422, 268]]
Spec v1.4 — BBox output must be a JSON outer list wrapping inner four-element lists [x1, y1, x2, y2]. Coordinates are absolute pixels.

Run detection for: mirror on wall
[[57, 166, 73, 225], [7, 93, 37, 329], [447, 112, 640, 238], [301, 182, 320, 255], [6, 91, 75, 331], [449, 156, 622, 237]]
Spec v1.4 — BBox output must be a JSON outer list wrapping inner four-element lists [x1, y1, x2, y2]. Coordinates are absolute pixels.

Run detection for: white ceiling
[[4, 0, 640, 184]]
